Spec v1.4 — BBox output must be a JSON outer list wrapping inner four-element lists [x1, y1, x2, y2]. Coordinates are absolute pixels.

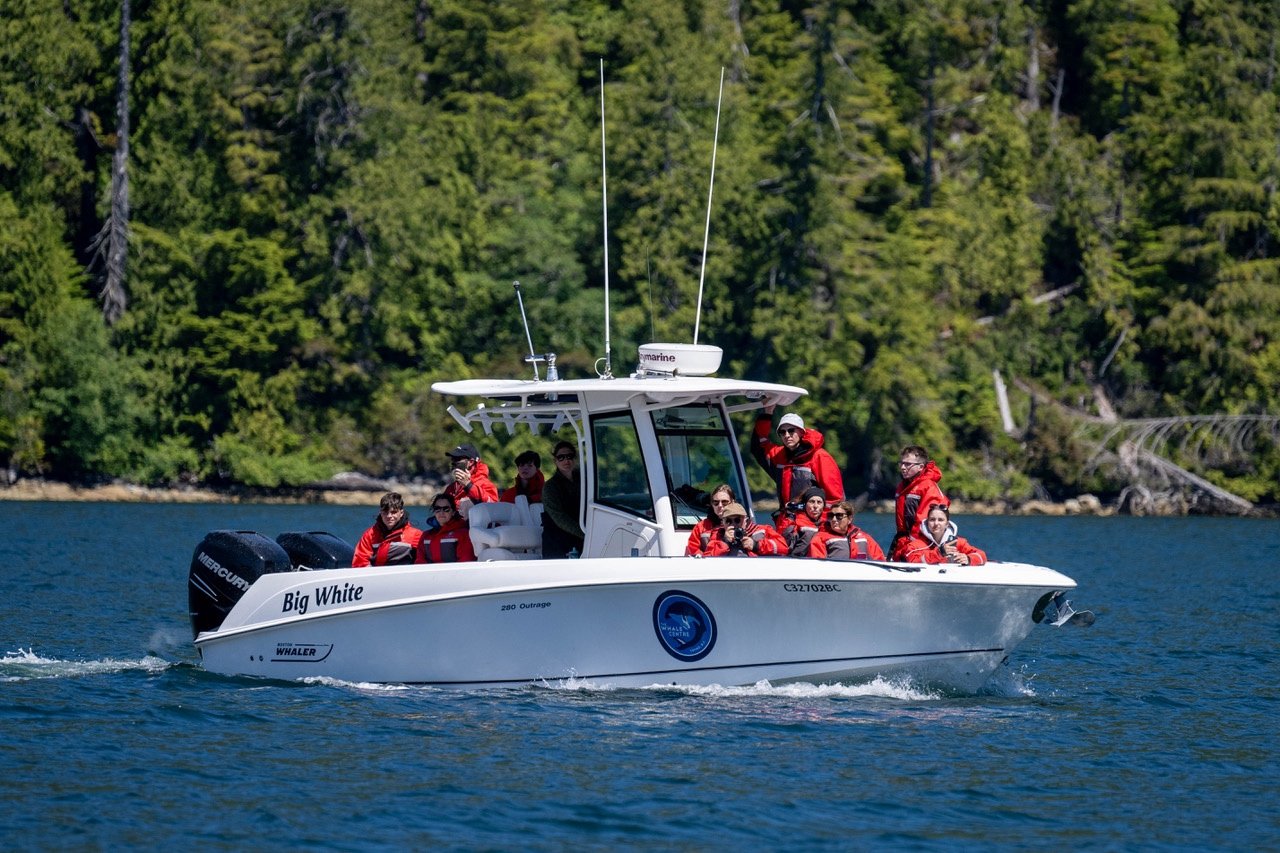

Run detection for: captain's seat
[[468, 496, 543, 561]]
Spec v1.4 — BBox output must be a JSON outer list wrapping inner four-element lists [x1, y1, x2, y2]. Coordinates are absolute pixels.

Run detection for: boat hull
[[194, 557, 1073, 692]]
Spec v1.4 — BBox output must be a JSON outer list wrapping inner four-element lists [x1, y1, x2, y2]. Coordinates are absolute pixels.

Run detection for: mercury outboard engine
[[276, 531, 355, 571], [188, 530, 292, 638]]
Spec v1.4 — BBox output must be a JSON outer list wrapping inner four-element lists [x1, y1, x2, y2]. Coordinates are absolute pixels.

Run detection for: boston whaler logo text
[[282, 582, 364, 615], [197, 551, 250, 592], [271, 643, 333, 662]]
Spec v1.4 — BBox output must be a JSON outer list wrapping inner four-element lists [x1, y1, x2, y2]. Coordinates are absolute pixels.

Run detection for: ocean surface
[[2, 501, 1277, 850]]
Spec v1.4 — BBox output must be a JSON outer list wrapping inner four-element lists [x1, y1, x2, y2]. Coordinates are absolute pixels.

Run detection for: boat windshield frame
[[649, 402, 750, 530]]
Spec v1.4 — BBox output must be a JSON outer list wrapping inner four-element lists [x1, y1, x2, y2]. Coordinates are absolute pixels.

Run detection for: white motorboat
[[188, 343, 1087, 691]]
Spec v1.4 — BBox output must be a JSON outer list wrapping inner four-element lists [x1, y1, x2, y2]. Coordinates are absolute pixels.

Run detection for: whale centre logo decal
[[653, 590, 716, 662]]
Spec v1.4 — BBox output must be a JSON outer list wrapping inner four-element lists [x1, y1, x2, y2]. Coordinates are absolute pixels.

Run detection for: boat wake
[[274, 667, 1041, 700], [1, 648, 174, 682], [542, 668, 1038, 700], [639, 676, 945, 702]]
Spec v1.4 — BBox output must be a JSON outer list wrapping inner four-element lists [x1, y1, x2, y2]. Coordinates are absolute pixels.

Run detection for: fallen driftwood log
[[1117, 442, 1253, 514]]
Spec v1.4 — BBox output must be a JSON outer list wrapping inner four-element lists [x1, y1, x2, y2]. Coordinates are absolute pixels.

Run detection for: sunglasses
[[899, 460, 923, 468], [778, 427, 801, 436], [829, 512, 849, 520], [554, 453, 575, 461], [723, 517, 746, 525], [432, 505, 453, 512]]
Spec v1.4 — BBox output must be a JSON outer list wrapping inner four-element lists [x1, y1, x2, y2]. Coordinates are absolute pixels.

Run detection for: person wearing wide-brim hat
[[701, 502, 787, 557], [442, 442, 498, 519]]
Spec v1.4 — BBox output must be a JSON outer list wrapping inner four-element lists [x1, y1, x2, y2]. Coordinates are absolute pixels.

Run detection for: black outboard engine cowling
[[188, 530, 292, 638], [276, 531, 355, 571]]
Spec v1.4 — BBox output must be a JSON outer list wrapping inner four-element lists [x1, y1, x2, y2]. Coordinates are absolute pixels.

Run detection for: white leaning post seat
[[469, 496, 543, 561]]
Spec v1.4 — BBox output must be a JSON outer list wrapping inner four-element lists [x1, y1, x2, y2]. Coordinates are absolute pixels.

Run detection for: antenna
[[646, 257, 656, 341], [598, 58, 614, 379], [693, 67, 725, 346], [513, 281, 541, 381]]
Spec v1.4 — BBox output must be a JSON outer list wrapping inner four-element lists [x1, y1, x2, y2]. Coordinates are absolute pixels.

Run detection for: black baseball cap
[[445, 443, 480, 460]]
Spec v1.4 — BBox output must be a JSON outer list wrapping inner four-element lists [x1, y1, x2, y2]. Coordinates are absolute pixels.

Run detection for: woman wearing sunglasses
[[415, 493, 477, 564], [685, 483, 739, 556], [542, 440, 585, 558], [809, 500, 886, 561]]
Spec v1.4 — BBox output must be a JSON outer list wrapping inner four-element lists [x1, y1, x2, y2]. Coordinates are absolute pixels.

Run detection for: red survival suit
[[499, 470, 545, 504], [701, 520, 788, 557], [899, 521, 986, 566], [445, 459, 500, 508], [416, 515, 477, 564], [809, 522, 887, 561], [777, 511, 823, 557], [685, 517, 720, 556], [353, 513, 425, 567], [890, 461, 948, 560], [751, 414, 845, 506]]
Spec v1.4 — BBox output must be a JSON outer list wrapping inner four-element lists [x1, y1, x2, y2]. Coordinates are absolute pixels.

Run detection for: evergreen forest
[[3, 0, 1279, 508]]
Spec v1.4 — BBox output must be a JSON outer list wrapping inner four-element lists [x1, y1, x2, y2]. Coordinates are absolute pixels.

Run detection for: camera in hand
[[727, 526, 748, 552]]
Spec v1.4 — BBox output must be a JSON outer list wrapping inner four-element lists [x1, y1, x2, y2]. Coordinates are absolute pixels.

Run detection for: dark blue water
[[2, 502, 1277, 849]]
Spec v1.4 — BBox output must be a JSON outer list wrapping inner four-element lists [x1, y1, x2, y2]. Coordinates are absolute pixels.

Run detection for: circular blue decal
[[653, 590, 717, 662]]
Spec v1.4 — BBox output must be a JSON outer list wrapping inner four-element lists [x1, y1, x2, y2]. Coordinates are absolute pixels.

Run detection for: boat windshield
[[652, 403, 750, 529], [592, 411, 656, 520]]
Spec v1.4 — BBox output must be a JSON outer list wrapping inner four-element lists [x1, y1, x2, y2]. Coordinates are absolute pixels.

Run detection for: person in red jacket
[[809, 500, 886, 561], [352, 492, 425, 567], [751, 405, 845, 509], [889, 444, 949, 560], [701, 502, 787, 557], [776, 486, 827, 557], [443, 443, 499, 517], [901, 504, 987, 566], [685, 483, 739, 556], [499, 449, 544, 503], [416, 494, 477, 564]]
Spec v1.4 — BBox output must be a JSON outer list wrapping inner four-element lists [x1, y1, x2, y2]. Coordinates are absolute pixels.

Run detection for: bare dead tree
[[1025, 24, 1040, 111], [100, 0, 131, 324]]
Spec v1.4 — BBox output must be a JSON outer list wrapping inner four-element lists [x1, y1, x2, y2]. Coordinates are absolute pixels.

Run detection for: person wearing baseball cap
[[700, 502, 786, 557], [443, 442, 498, 517], [750, 404, 845, 511]]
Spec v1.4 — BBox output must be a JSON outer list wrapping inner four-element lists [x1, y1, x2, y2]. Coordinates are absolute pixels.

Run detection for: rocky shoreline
[[3, 476, 1269, 516]]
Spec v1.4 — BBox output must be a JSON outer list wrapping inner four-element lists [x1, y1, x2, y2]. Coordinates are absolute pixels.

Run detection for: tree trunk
[[102, 0, 130, 325]]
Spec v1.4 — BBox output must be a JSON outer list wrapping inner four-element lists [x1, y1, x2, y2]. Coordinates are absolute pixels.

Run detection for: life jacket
[[893, 461, 949, 552], [751, 415, 845, 505], [704, 520, 787, 557], [916, 519, 987, 566], [811, 523, 884, 561], [778, 512, 823, 557], [418, 516, 476, 564], [445, 459, 500, 506], [354, 513, 424, 567], [685, 517, 719, 556], [499, 470, 545, 504]]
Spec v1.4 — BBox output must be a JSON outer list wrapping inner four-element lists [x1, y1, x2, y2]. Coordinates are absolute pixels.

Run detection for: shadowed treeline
[[2, 0, 1277, 507]]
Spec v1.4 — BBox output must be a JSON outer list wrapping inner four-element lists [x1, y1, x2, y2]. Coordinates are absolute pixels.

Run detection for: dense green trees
[[1, 0, 1276, 505]]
